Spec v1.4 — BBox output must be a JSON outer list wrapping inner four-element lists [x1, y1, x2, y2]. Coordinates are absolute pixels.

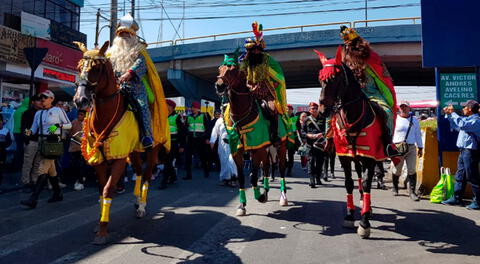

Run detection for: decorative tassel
[[134, 175, 142, 197], [100, 198, 112, 222], [140, 182, 149, 203], [346, 194, 355, 210], [239, 189, 246, 204], [361, 193, 371, 215]]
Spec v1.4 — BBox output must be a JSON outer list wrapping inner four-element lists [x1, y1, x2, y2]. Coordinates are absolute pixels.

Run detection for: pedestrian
[[298, 112, 309, 169], [442, 100, 480, 210], [210, 110, 222, 172], [301, 102, 327, 188], [159, 99, 186, 189], [12, 97, 29, 171], [69, 110, 88, 191], [391, 101, 423, 201], [0, 115, 13, 192], [184, 101, 211, 179], [286, 104, 300, 176], [210, 110, 237, 186], [20, 90, 72, 209], [20, 94, 43, 191]]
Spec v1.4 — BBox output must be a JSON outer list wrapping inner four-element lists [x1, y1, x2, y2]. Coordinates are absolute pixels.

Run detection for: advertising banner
[[37, 39, 82, 71], [21, 11, 50, 39], [0, 25, 35, 65]]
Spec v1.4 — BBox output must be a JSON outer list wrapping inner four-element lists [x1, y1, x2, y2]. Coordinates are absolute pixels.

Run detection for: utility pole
[[365, 0, 368, 27], [95, 9, 100, 48], [131, 0, 135, 18], [110, 0, 118, 45]]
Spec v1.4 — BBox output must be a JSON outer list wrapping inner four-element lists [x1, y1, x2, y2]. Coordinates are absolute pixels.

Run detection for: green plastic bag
[[444, 168, 455, 200], [430, 167, 446, 203], [430, 167, 455, 203]]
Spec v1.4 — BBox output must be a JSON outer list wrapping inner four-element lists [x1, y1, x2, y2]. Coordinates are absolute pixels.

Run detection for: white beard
[[108, 36, 143, 73]]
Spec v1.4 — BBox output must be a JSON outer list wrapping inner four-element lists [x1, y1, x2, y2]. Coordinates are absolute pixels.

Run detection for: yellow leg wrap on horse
[[100, 198, 112, 222], [99, 196, 104, 218], [134, 175, 142, 197], [141, 182, 149, 203]]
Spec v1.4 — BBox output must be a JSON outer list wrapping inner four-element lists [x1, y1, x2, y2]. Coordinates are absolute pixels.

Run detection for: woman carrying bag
[[21, 90, 71, 209]]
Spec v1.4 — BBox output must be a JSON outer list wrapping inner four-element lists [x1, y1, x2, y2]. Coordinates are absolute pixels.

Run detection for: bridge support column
[[167, 69, 219, 106]]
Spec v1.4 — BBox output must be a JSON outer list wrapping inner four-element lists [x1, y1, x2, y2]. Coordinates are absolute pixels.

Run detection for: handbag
[[395, 116, 413, 156], [297, 143, 311, 156], [38, 110, 64, 159], [430, 167, 455, 203], [307, 116, 327, 151]]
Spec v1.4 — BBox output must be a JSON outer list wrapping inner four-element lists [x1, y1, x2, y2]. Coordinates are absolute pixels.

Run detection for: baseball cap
[[464, 100, 479, 109], [399, 101, 410, 107], [40, 90, 55, 99]]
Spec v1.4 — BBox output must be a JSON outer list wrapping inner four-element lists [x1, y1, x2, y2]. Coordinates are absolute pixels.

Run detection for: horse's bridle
[[78, 55, 119, 103]]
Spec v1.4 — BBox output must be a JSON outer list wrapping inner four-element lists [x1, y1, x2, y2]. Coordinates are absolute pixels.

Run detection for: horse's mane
[[344, 37, 371, 87]]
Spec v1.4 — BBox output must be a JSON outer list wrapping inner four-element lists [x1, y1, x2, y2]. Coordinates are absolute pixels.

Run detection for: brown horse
[[215, 62, 288, 216], [317, 47, 379, 238], [74, 41, 161, 244]]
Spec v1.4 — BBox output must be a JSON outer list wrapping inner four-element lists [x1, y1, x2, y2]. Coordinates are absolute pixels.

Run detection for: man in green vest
[[184, 101, 211, 179], [286, 104, 300, 176], [159, 99, 186, 189]]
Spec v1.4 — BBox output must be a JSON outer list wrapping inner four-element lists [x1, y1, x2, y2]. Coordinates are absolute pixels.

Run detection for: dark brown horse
[[317, 47, 379, 238], [215, 62, 288, 216], [74, 41, 161, 244]]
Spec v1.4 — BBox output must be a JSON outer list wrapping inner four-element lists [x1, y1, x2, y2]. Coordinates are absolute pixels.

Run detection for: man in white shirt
[[391, 101, 423, 201], [21, 90, 72, 209]]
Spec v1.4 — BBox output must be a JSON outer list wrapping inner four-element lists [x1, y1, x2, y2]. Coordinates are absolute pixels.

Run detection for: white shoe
[[131, 174, 137, 181], [124, 177, 129, 183], [59, 182, 67, 188], [74, 182, 84, 191]]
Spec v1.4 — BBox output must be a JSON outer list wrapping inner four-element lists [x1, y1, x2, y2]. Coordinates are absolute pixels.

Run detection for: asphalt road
[[0, 160, 479, 264]]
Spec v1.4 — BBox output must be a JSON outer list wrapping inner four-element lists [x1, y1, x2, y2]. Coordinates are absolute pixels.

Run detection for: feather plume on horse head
[[316, 45, 343, 82], [245, 21, 266, 50], [222, 48, 241, 67]]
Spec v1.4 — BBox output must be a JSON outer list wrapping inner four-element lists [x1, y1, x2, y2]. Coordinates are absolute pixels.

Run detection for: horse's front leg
[[234, 151, 247, 216], [94, 159, 126, 245], [339, 158, 355, 228], [277, 141, 288, 206], [135, 147, 158, 218], [358, 158, 374, 239]]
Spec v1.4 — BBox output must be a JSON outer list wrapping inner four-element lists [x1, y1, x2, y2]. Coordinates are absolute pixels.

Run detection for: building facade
[[0, 0, 86, 109]]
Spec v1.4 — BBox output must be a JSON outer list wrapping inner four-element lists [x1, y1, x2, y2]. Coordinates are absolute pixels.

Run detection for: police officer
[[159, 99, 186, 189], [286, 104, 299, 176], [184, 101, 211, 179], [301, 102, 327, 188]]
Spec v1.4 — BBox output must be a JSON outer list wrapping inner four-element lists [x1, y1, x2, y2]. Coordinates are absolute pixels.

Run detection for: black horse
[[317, 46, 382, 238]]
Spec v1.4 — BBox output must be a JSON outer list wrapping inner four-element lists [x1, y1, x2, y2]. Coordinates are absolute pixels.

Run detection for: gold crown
[[340, 27, 359, 42]]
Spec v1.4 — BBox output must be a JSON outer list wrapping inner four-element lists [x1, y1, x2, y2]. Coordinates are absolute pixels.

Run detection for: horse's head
[[74, 41, 111, 109], [215, 53, 242, 96], [316, 46, 349, 117]]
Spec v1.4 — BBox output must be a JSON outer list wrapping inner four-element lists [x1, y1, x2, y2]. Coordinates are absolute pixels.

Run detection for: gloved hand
[[47, 124, 59, 134]]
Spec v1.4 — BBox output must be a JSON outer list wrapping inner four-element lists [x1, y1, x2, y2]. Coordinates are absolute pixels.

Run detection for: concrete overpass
[[148, 23, 430, 104]]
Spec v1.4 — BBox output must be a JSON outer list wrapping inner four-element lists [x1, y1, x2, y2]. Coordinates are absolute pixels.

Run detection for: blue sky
[[79, 0, 430, 103], [80, 0, 421, 48]]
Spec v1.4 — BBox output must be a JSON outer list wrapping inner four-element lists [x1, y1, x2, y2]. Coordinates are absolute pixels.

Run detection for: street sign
[[23, 47, 49, 71], [439, 73, 477, 109]]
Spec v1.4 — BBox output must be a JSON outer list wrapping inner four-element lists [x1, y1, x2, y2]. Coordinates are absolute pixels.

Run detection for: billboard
[[21, 11, 50, 39], [37, 39, 83, 71], [0, 25, 35, 65]]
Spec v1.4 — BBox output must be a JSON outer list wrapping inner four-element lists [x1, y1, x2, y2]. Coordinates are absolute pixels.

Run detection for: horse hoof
[[93, 223, 99, 233], [136, 209, 146, 218], [236, 208, 246, 216], [357, 225, 371, 239], [257, 194, 268, 203], [343, 220, 355, 228], [279, 197, 288, 206], [92, 236, 107, 245]]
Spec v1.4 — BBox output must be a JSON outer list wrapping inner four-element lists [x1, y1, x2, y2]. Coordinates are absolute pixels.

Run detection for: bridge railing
[[148, 17, 421, 47]]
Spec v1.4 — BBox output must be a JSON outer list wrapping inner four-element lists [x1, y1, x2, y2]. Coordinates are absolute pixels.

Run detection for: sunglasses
[[40, 95, 51, 99]]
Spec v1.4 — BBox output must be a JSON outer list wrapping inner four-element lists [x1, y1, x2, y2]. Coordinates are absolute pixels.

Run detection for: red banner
[[37, 39, 82, 71]]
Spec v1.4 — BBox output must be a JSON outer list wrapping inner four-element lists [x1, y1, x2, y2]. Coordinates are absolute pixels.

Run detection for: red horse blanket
[[332, 114, 387, 161]]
